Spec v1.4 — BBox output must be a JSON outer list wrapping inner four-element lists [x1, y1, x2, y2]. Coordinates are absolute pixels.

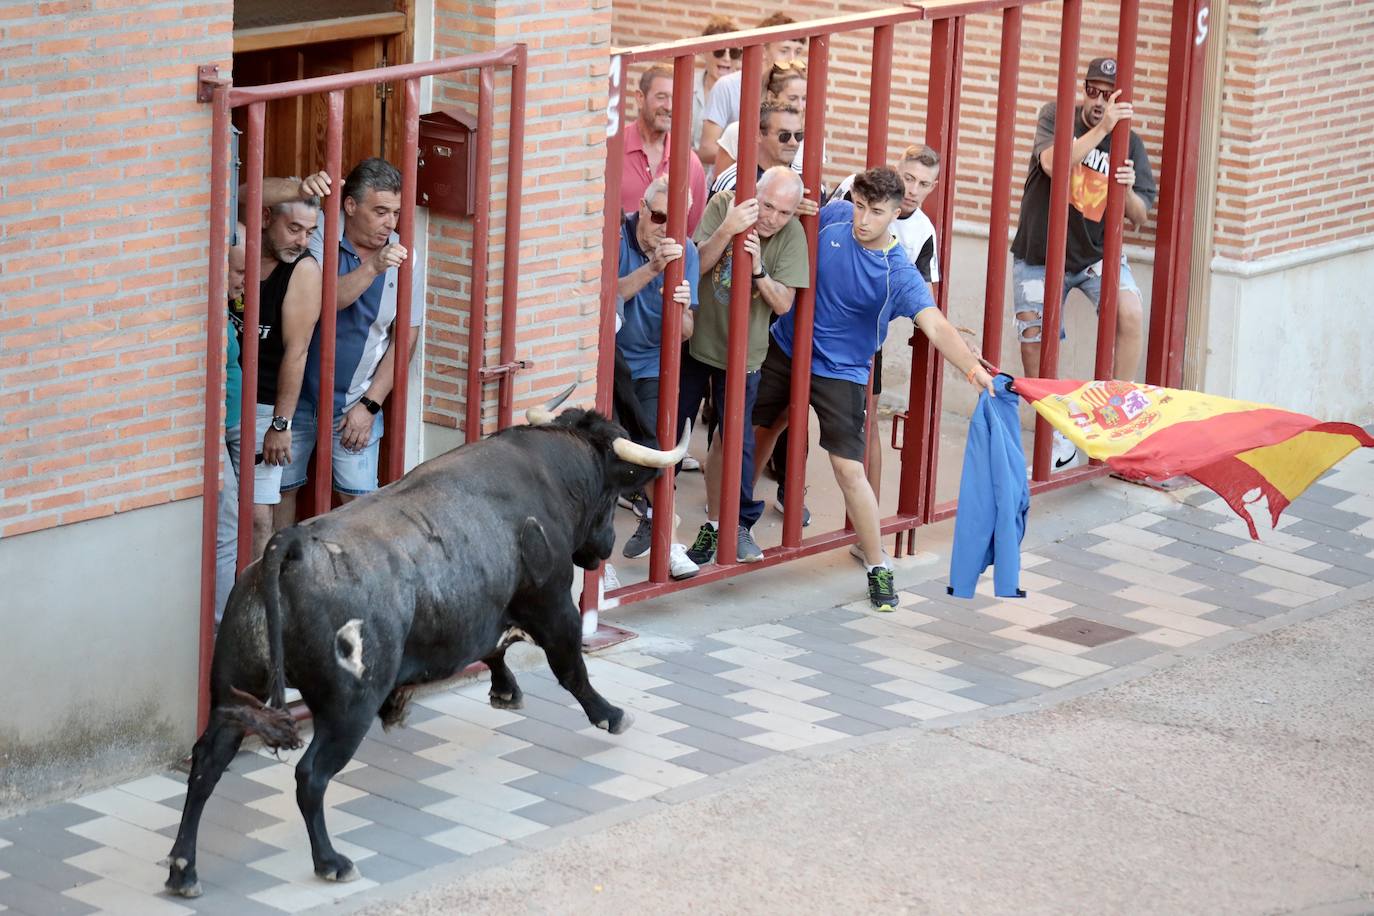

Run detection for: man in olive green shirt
[[680, 165, 810, 565]]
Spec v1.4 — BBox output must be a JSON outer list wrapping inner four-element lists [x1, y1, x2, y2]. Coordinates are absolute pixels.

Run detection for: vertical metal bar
[[1095, 0, 1141, 381], [236, 102, 265, 569], [465, 67, 496, 442], [783, 35, 829, 548], [920, 16, 965, 522], [647, 53, 695, 583], [497, 45, 528, 431], [384, 78, 420, 482], [715, 42, 764, 568], [980, 6, 1023, 369], [1147, 0, 1211, 388], [865, 24, 894, 168], [198, 83, 231, 733], [580, 52, 629, 615], [313, 90, 344, 513], [1030, 0, 1082, 482]]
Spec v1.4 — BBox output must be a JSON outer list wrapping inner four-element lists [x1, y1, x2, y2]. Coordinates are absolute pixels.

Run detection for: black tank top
[[229, 256, 309, 406]]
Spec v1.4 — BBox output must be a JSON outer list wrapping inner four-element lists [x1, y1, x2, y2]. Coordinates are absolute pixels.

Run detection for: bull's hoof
[[316, 855, 360, 883], [489, 690, 524, 710], [164, 862, 202, 898], [596, 709, 634, 735]]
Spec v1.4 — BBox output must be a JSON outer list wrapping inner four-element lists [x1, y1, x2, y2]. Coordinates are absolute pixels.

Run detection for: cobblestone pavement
[[1, 451, 1371, 914]]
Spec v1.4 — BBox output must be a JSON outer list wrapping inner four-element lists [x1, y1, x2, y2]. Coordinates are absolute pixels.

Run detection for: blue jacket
[[948, 375, 1029, 599]]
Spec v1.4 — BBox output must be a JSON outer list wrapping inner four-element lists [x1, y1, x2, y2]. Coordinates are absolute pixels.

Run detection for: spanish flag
[[1014, 377, 1374, 539]]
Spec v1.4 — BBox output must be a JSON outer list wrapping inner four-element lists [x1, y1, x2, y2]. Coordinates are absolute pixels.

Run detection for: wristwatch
[[359, 396, 382, 415], [270, 415, 291, 432], [752, 267, 767, 281]]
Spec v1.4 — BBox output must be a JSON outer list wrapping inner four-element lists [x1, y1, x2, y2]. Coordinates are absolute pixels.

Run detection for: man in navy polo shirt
[[263, 158, 424, 517], [751, 167, 994, 609]]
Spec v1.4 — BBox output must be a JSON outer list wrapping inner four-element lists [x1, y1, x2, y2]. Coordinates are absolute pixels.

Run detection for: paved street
[[0, 443, 1371, 915]]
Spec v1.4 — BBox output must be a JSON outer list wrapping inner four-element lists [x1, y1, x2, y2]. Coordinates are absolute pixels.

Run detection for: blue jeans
[[280, 403, 385, 496], [676, 352, 764, 528]]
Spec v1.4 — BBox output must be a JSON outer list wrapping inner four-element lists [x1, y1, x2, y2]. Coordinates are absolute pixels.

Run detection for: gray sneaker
[[623, 516, 653, 559], [737, 526, 764, 563]]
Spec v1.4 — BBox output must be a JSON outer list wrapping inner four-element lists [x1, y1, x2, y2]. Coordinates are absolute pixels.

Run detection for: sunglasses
[[712, 47, 743, 60], [772, 59, 806, 71], [644, 206, 669, 224], [1083, 83, 1115, 100], [772, 129, 804, 143]]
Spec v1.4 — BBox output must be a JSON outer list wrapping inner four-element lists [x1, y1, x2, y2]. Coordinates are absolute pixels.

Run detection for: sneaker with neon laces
[[623, 516, 653, 558], [866, 564, 899, 611], [737, 526, 763, 563], [686, 523, 718, 565], [1052, 430, 1081, 470], [669, 543, 700, 579]]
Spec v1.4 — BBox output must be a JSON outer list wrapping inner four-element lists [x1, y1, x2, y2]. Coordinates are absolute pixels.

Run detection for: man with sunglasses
[[1010, 56, 1157, 470], [698, 12, 805, 168], [623, 64, 708, 236], [710, 102, 804, 195], [616, 176, 702, 577], [694, 15, 741, 158]]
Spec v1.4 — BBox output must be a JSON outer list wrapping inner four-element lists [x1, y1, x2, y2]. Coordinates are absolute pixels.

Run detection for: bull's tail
[[223, 687, 303, 751], [260, 527, 304, 718]]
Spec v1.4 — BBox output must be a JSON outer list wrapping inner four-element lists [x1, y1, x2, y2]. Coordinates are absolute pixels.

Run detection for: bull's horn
[[525, 383, 577, 425], [612, 427, 690, 469]]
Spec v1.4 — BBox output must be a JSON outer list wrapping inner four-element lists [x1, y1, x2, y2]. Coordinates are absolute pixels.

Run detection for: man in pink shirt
[[622, 64, 707, 236]]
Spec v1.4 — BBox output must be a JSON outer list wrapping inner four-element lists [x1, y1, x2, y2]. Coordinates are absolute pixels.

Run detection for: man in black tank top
[[227, 194, 323, 557]]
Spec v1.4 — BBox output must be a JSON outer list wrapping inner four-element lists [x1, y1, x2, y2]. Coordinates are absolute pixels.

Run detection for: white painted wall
[[1205, 239, 1374, 425]]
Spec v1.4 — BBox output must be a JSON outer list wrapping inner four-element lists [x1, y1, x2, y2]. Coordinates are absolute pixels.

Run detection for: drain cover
[[1028, 616, 1135, 647]]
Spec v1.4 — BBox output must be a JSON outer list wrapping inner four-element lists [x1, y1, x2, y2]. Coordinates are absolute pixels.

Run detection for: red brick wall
[[0, 0, 233, 538], [426, 0, 611, 435], [1213, 0, 1374, 262]]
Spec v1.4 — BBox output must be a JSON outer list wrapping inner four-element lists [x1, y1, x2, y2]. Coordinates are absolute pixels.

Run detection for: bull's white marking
[[336, 619, 366, 679], [324, 541, 343, 555], [499, 627, 534, 651]]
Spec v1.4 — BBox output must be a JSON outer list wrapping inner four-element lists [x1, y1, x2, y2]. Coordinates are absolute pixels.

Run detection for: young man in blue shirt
[[752, 167, 994, 609]]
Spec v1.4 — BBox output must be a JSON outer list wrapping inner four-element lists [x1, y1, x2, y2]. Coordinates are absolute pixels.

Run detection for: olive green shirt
[[689, 190, 810, 371]]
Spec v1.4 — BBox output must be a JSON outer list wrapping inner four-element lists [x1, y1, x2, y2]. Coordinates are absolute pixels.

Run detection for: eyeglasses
[[1083, 83, 1114, 100], [644, 206, 669, 224], [772, 129, 804, 143], [712, 47, 743, 60]]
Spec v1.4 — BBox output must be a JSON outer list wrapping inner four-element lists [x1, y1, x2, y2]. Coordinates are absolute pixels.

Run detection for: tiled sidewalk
[[1, 455, 1371, 915]]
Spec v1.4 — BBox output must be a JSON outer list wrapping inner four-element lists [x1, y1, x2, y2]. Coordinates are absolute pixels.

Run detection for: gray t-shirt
[[701, 71, 742, 131]]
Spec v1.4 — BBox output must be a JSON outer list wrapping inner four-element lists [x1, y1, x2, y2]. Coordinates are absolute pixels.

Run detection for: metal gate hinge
[[478, 359, 531, 381], [197, 64, 228, 103], [375, 54, 393, 99]]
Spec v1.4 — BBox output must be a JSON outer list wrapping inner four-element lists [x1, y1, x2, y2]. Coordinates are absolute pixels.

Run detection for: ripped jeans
[[1012, 256, 1141, 343]]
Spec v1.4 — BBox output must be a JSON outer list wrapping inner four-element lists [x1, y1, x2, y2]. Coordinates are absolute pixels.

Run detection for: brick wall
[[426, 0, 611, 435], [0, 0, 233, 539], [1213, 0, 1374, 262]]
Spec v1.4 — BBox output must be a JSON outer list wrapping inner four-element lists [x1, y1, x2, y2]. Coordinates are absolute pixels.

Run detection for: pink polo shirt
[[620, 119, 707, 237]]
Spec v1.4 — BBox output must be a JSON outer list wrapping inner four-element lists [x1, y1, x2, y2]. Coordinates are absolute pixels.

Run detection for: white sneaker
[[669, 543, 700, 580], [1052, 430, 1081, 470], [601, 563, 622, 591], [681, 454, 701, 472]]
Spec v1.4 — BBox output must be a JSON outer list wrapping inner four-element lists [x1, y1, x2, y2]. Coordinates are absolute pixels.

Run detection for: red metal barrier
[[198, 47, 528, 731], [586, 0, 1208, 616]]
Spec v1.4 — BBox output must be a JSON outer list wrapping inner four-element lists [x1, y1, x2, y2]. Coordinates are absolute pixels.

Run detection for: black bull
[[164, 406, 684, 898]]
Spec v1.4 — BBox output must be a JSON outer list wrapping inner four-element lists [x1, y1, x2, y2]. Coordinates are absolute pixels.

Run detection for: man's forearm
[[918, 309, 981, 378], [616, 263, 657, 301], [698, 226, 734, 272], [252, 177, 306, 213], [333, 263, 382, 311], [1123, 189, 1148, 226], [364, 338, 398, 403], [272, 349, 310, 421], [1039, 123, 1108, 177], [756, 278, 795, 316]]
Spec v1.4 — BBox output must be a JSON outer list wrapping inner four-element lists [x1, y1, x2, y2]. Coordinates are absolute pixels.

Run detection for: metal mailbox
[[416, 108, 477, 217]]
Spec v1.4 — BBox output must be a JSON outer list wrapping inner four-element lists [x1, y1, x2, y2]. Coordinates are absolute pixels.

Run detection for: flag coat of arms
[[1014, 377, 1374, 539]]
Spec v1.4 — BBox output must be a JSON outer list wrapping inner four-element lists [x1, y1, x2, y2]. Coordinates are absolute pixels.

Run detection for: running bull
[[164, 392, 684, 897]]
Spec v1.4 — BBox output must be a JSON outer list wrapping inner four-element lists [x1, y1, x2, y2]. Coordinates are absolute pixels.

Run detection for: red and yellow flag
[[1015, 377, 1374, 539]]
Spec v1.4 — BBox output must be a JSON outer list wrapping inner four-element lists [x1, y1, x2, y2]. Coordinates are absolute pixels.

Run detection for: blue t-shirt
[[616, 213, 700, 380], [771, 199, 935, 384]]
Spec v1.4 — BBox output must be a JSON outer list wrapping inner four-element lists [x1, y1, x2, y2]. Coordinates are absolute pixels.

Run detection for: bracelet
[[752, 268, 766, 280], [965, 365, 981, 383]]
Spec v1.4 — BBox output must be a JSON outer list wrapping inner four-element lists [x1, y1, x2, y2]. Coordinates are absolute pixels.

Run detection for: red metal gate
[[583, 0, 1212, 615], [196, 48, 528, 729]]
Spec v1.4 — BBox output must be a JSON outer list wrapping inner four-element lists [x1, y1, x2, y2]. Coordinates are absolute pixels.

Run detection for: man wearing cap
[[1009, 56, 1157, 469]]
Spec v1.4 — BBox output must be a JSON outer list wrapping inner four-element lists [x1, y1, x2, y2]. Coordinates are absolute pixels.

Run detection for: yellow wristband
[[965, 365, 980, 383]]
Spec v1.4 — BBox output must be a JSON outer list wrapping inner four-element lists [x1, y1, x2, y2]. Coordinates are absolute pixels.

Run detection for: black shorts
[[752, 338, 868, 462], [872, 348, 883, 396]]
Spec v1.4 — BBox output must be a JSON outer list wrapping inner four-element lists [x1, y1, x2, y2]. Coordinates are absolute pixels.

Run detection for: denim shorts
[[1012, 256, 1141, 343], [224, 403, 286, 505], [280, 403, 385, 497]]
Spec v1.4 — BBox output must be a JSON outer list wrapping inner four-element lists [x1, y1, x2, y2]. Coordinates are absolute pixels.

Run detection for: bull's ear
[[518, 516, 554, 589]]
